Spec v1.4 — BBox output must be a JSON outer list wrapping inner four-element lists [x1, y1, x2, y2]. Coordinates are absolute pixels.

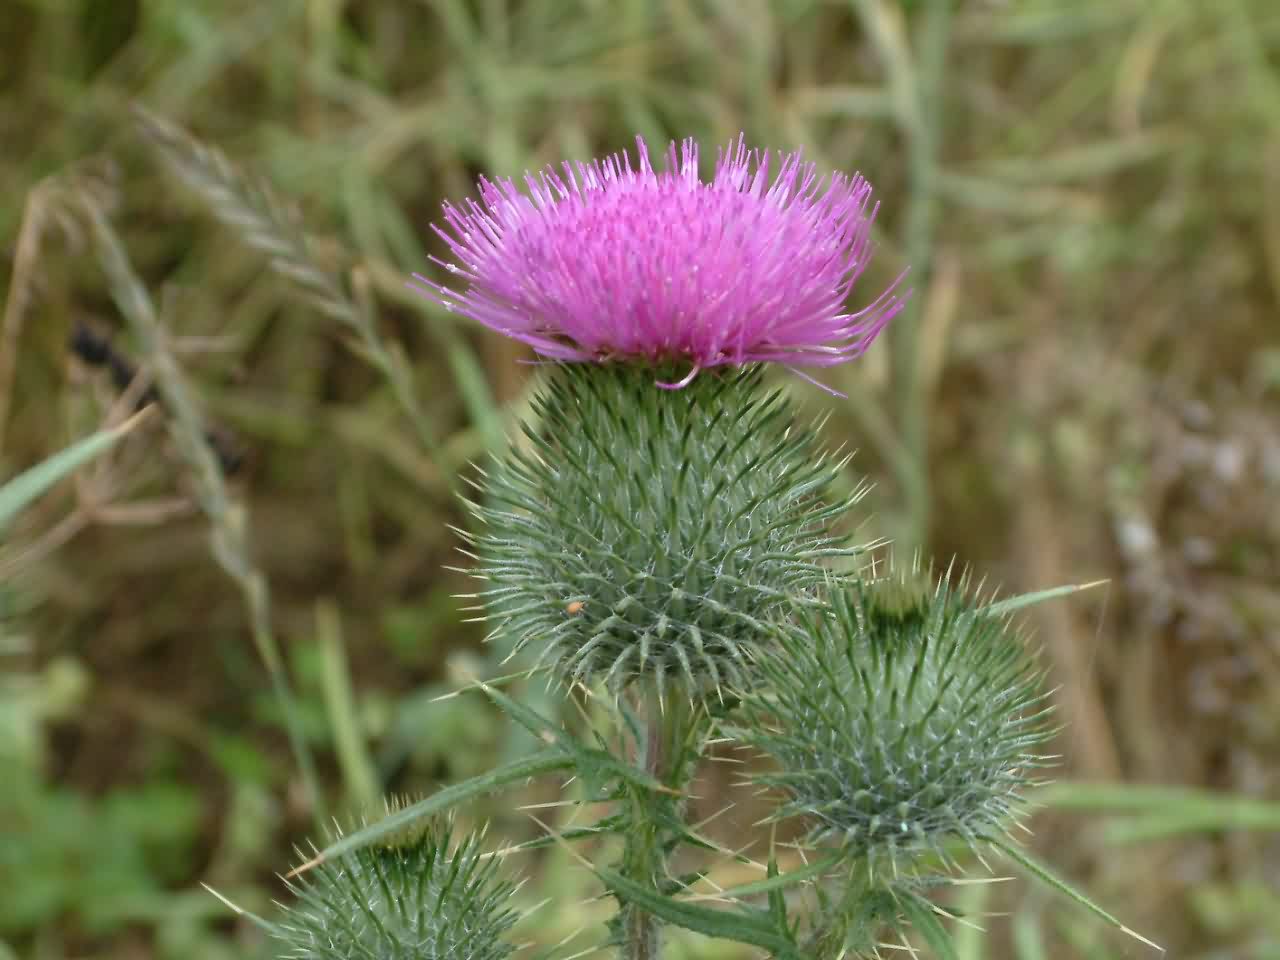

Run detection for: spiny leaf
[[987, 836, 1163, 952], [476, 680, 669, 797], [686, 852, 843, 902], [290, 748, 573, 874], [200, 883, 280, 935], [981, 580, 1107, 617], [595, 865, 802, 959]]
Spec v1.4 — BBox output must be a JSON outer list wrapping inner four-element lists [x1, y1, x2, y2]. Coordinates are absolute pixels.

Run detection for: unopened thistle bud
[[273, 819, 517, 960], [733, 565, 1055, 870], [464, 362, 859, 694]]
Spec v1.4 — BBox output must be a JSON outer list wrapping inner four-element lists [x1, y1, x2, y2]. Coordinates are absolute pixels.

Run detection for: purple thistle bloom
[[411, 135, 905, 389]]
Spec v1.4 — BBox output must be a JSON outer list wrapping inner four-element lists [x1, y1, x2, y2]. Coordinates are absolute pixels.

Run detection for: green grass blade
[[1011, 905, 1048, 960], [1038, 783, 1280, 840], [316, 599, 380, 811], [1038, 782, 1280, 819], [1102, 809, 1280, 844], [952, 882, 990, 960], [0, 411, 145, 535], [898, 889, 959, 960]]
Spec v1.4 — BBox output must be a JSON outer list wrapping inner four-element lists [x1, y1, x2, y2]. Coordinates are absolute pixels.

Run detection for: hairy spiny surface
[[274, 821, 517, 960], [464, 363, 861, 694], [733, 567, 1055, 868]]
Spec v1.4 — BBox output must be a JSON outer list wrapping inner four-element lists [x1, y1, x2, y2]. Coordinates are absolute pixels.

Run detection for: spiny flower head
[[273, 818, 518, 960], [730, 563, 1056, 872], [413, 135, 904, 387], [459, 363, 864, 697]]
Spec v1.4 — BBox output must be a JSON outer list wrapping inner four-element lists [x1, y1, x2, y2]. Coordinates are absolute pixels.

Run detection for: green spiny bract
[[273, 820, 517, 960], [732, 565, 1055, 871], [463, 363, 860, 696]]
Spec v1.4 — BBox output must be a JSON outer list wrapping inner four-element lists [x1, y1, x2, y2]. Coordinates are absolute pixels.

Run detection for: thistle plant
[[234, 134, 1154, 958]]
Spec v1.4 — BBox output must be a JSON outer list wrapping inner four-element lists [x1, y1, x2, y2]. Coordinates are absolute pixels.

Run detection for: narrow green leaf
[[977, 578, 1111, 616], [987, 837, 1163, 952], [291, 747, 572, 873], [1103, 807, 1280, 844], [952, 883, 990, 960], [477, 680, 665, 794], [316, 599, 379, 810], [0, 412, 145, 534], [1036, 782, 1280, 841], [504, 819, 625, 853], [1012, 905, 1048, 960], [687, 852, 842, 902], [983, 578, 1105, 616], [766, 857, 788, 931], [982, 580, 1107, 617], [898, 890, 959, 960], [1038, 782, 1280, 816], [476, 679, 566, 744], [596, 866, 800, 958]]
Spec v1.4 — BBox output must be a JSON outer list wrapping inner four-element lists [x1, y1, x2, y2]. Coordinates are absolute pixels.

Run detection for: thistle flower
[[731, 564, 1055, 872], [413, 135, 904, 387], [460, 363, 862, 696], [273, 819, 518, 960]]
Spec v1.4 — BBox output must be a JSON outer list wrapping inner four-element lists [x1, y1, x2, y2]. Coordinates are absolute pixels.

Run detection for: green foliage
[[465, 363, 861, 695], [0, 771, 201, 937], [732, 564, 1054, 869], [274, 819, 518, 960]]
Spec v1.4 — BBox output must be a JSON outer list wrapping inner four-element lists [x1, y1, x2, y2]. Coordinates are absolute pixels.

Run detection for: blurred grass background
[[2, 0, 1279, 957]]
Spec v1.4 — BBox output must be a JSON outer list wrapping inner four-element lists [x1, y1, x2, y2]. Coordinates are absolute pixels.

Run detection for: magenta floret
[[412, 135, 905, 387]]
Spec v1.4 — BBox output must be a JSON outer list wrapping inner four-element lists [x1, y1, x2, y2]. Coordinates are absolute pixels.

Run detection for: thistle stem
[[620, 689, 693, 960]]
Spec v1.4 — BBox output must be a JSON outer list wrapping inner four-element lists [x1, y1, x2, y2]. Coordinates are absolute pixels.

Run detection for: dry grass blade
[[0, 183, 54, 459], [134, 105, 355, 326], [79, 192, 325, 824], [132, 104, 440, 458]]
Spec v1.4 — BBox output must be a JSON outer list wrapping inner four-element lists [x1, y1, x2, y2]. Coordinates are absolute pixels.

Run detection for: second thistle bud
[[733, 565, 1055, 870], [273, 819, 517, 960], [463, 363, 858, 695]]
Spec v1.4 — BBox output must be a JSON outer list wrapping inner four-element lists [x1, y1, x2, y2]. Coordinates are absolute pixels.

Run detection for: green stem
[[900, 0, 952, 549], [801, 860, 885, 960], [850, 0, 953, 550], [620, 690, 694, 960]]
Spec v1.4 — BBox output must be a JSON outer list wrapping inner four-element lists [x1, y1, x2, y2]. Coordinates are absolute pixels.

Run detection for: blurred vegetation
[[1, 0, 1278, 958]]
